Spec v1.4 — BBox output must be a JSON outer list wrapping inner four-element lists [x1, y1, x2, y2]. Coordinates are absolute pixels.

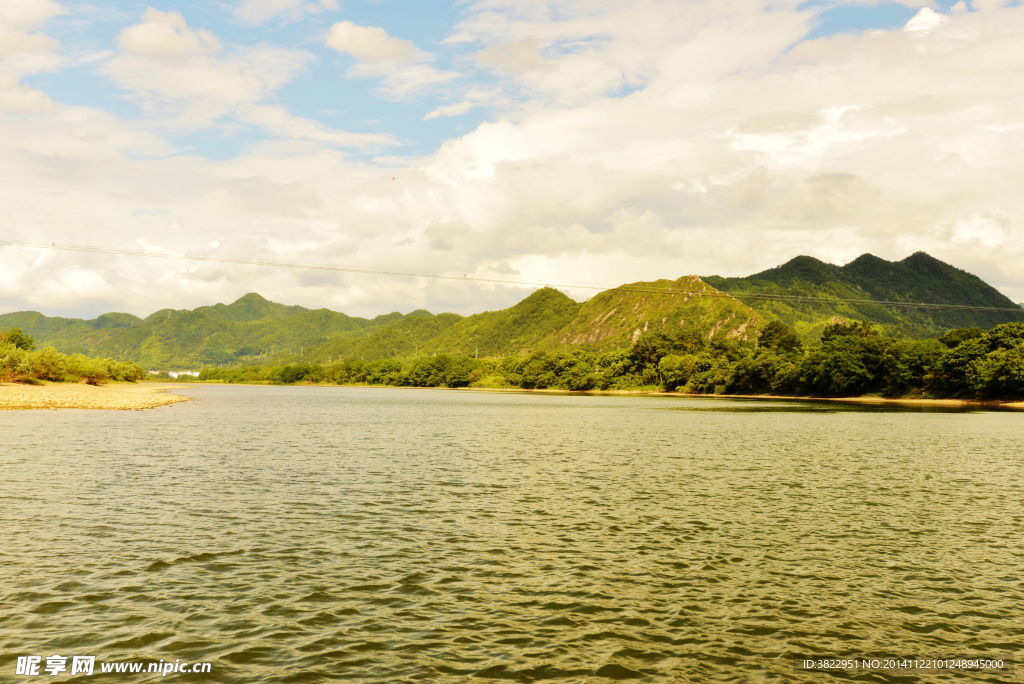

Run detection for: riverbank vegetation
[[196, 320, 1024, 400], [1, 329, 145, 385]]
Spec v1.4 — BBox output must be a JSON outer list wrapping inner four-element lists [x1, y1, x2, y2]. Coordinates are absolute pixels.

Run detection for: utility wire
[[3, 239, 1022, 313]]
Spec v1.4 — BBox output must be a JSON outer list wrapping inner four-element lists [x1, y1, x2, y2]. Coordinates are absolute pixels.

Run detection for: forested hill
[[0, 280, 760, 367], [0, 293, 401, 368], [2, 252, 1020, 367], [297, 278, 760, 363], [538, 276, 757, 351], [705, 252, 1024, 340]]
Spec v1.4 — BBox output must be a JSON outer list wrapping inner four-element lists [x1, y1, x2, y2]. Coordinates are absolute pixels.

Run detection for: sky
[[1, 0, 1021, 318]]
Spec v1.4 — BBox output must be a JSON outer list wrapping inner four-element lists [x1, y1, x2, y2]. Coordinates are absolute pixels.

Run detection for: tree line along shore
[[5, 320, 1023, 406], [1, 328, 144, 385], [194, 320, 1024, 402]]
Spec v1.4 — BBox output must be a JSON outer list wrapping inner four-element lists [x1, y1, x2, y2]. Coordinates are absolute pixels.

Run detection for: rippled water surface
[[2, 386, 1022, 682]]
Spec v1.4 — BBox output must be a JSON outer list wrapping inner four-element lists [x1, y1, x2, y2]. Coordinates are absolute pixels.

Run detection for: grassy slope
[[541, 276, 761, 350], [423, 288, 581, 357], [296, 310, 464, 362]]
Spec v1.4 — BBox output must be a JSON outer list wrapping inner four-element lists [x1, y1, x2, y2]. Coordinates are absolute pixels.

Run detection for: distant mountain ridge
[[3, 252, 1021, 366], [705, 251, 1024, 339], [0, 294, 399, 367], [287, 278, 760, 364]]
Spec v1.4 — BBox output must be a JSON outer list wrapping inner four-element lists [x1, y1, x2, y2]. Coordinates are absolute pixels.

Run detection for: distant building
[[168, 371, 200, 379]]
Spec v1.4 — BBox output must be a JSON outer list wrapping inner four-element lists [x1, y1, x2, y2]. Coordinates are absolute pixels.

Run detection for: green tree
[[273, 364, 315, 384], [727, 350, 790, 394], [2, 328, 35, 351], [966, 347, 1024, 398], [939, 327, 985, 348], [799, 337, 876, 396], [551, 350, 599, 391], [658, 354, 698, 391], [930, 323, 1024, 398], [820, 318, 879, 342], [519, 353, 554, 389], [878, 339, 944, 397], [683, 353, 733, 394], [982, 322, 1024, 351], [629, 331, 675, 371], [757, 320, 802, 354]]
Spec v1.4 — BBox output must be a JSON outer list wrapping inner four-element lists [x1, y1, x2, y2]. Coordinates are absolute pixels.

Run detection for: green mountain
[[0, 279, 757, 367], [292, 281, 758, 363], [705, 252, 1024, 340], [294, 288, 581, 362], [429, 288, 581, 356], [540, 276, 758, 351], [0, 293, 387, 367], [299, 310, 465, 362], [3, 252, 1019, 367]]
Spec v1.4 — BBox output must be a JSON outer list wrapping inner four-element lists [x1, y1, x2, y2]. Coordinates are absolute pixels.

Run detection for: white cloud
[[326, 21, 416, 62], [349, 60, 458, 100], [0, 0, 64, 112], [234, 0, 339, 25], [100, 9, 395, 147], [2, 0, 1024, 316], [971, 0, 1012, 12], [0, 0, 64, 30], [425, 101, 474, 120], [326, 21, 458, 99], [905, 7, 948, 33], [241, 104, 397, 147], [118, 8, 220, 57]]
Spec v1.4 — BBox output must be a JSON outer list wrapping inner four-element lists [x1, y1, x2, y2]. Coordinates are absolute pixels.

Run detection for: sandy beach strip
[[668, 392, 1024, 410], [0, 382, 189, 411], [452, 386, 1024, 409]]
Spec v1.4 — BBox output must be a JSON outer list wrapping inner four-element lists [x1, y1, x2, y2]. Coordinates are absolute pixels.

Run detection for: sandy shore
[[106, 380, 1024, 411], [0, 382, 189, 411], [451, 386, 1024, 409], [669, 392, 1024, 410]]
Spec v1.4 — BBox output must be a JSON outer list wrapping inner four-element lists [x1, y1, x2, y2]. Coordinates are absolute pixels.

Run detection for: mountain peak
[[514, 287, 576, 310], [92, 312, 142, 329], [842, 253, 897, 279], [900, 251, 946, 268], [406, 309, 434, 319], [846, 253, 889, 267], [232, 292, 269, 305], [785, 255, 827, 266], [761, 255, 839, 281], [217, 292, 292, 322]]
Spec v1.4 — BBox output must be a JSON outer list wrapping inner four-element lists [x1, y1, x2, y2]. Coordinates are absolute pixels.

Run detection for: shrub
[[66, 354, 111, 385], [29, 347, 68, 382], [0, 342, 32, 381]]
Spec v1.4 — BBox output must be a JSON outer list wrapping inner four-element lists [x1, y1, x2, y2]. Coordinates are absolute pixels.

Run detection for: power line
[[2, 239, 1022, 313]]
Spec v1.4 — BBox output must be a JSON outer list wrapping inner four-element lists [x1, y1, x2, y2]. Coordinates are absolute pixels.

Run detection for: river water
[[1, 385, 1021, 682]]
